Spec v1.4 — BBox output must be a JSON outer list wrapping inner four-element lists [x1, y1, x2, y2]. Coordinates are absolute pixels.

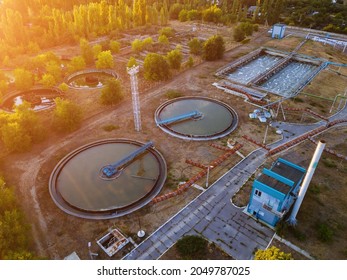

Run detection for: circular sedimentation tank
[[66, 69, 117, 89], [49, 139, 167, 219], [0, 87, 62, 112], [155, 97, 238, 141]]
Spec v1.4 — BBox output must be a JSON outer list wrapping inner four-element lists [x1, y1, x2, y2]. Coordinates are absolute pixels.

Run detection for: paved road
[[123, 149, 274, 260]]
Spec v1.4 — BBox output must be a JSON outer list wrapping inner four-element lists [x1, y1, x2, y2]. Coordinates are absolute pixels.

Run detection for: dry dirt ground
[[1, 23, 346, 260]]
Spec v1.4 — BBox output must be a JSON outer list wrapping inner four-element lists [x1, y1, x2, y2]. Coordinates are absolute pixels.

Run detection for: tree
[[142, 37, 153, 50], [159, 27, 174, 38], [0, 178, 15, 214], [233, 25, 246, 42], [58, 83, 69, 92], [203, 35, 225, 61], [1, 122, 31, 152], [186, 56, 194, 68], [176, 235, 208, 260], [131, 39, 143, 53], [46, 61, 62, 82], [143, 53, 170, 81], [14, 102, 44, 144], [127, 57, 138, 68], [188, 38, 203, 55], [100, 78, 124, 105], [80, 38, 94, 65], [109, 40, 120, 54], [13, 68, 33, 91], [166, 48, 182, 70], [254, 246, 293, 260], [53, 98, 83, 132], [96, 51, 114, 69], [158, 34, 169, 45], [40, 74, 56, 87], [92, 44, 102, 59], [178, 9, 188, 22], [68, 56, 86, 73]]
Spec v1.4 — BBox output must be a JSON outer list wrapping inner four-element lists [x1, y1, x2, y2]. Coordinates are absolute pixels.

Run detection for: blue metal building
[[246, 158, 306, 227], [272, 24, 286, 39]]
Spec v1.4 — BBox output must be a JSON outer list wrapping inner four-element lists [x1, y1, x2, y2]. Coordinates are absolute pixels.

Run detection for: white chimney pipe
[[288, 140, 326, 225]]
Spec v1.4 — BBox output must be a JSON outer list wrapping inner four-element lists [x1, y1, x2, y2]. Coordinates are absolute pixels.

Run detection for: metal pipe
[[287, 140, 326, 225]]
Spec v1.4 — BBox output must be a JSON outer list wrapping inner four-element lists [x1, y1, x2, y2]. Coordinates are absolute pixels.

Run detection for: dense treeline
[[282, 0, 347, 33]]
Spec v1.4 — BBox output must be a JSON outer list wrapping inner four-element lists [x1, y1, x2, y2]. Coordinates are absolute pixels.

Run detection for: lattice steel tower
[[127, 65, 141, 132]]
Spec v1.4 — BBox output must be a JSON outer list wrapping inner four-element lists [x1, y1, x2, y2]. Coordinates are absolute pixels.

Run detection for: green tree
[[1, 122, 31, 152], [14, 102, 44, 144], [169, 3, 183, 20], [100, 78, 124, 105], [109, 40, 120, 54], [254, 246, 293, 260], [131, 39, 143, 53], [53, 98, 83, 132], [80, 38, 94, 65], [41, 73, 56, 87], [13, 68, 33, 91], [188, 38, 203, 55], [143, 53, 170, 81], [176, 235, 208, 260], [68, 56, 86, 73], [159, 27, 174, 38], [142, 37, 153, 50], [178, 9, 188, 22], [96, 51, 114, 69], [204, 35, 225, 61], [92, 44, 103, 59], [46, 61, 62, 82], [0, 210, 30, 254], [166, 48, 182, 70], [158, 34, 169, 45], [0, 178, 15, 214], [58, 83, 69, 92], [233, 25, 246, 42], [127, 57, 138, 68]]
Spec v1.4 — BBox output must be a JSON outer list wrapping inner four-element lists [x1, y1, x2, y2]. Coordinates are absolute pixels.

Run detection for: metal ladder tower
[[127, 65, 141, 132]]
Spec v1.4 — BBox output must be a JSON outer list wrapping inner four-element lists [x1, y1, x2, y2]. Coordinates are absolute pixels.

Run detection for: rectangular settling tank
[[226, 54, 281, 84], [260, 61, 318, 97]]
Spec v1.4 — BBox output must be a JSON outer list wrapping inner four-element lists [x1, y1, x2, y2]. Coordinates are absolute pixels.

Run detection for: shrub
[[166, 48, 182, 70], [109, 40, 120, 54], [159, 27, 174, 38], [102, 124, 120, 132], [254, 246, 293, 260]]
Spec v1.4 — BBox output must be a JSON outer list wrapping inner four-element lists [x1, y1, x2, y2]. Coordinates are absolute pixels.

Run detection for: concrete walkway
[[123, 149, 274, 260]]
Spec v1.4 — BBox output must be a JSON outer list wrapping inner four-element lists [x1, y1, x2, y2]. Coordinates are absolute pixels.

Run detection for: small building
[[246, 158, 306, 227], [271, 24, 286, 39]]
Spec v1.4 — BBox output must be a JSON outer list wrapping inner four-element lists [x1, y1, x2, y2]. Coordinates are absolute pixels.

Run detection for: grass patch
[[176, 235, 208, 260], [322, 158, 337, 168], [316, 222, 334, 243], [102, 124, 120, 132], [165, 90, 183, 99]]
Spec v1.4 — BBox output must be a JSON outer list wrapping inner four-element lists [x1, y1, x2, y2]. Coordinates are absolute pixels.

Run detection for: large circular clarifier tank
[[155, 97, 238, 140], [49, 139, 167, 219]]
